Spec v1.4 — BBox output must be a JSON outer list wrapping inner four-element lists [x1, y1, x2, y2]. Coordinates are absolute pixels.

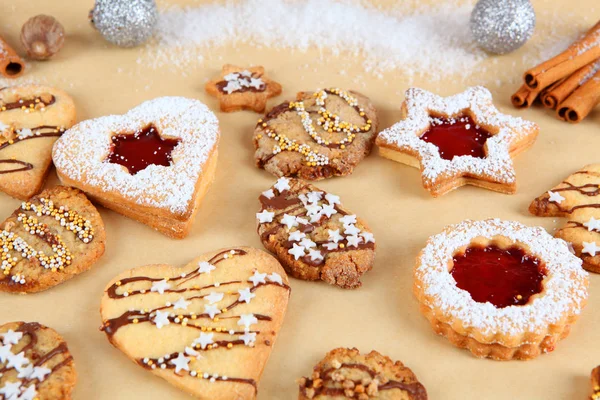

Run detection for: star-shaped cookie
[[376, 86, 539, 197], [205, 65, 282, 113], [530, 164, 600, 273]]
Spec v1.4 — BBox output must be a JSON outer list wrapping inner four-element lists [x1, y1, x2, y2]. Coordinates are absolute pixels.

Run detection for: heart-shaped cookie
[[0, 85, 76, 200], [100, 247, 290, 399], [52, 96, 220, 239]]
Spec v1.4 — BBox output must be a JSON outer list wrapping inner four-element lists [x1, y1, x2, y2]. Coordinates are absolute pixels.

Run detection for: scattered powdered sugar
[[416, 219, 588, 338], [581, 59, 600, 85], [376, 86, 538, 185], [52, 97, 219, 214]]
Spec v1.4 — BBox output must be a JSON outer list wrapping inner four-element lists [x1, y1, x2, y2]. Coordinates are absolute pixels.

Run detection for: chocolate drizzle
[[0, 125, 65, 175], [551, 182, 600, 213], [216, 73, 266, 94], [0, 95, 56, 112]]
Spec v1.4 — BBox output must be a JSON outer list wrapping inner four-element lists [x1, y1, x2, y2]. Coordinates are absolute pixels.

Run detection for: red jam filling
[[106, 125, 180, 175], [420, 115, 491, 160], [450, 245, 545, 308]]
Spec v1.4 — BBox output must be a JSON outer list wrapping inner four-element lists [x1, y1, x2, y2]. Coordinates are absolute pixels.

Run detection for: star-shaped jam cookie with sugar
[[376, 86, 539, 197], [530, 163, 600, 274], [205, 64, 282, 113]]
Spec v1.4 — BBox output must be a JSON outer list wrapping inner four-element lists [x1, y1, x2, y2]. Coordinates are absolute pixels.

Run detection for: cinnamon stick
[[511, 84, 542, 108], [0, 35, 25, 79], [524, 21, 600, 90], [540, 77, 566, 109], [542, 59, 600, 109], [556, 68, 600, 123]]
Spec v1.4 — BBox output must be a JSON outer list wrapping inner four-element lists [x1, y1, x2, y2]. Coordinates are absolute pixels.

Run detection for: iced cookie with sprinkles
[[205, 64, 282, 113], [256, 177, 375, 289], [0, 321, 77, 400], [0, 185, 105, 294], [254, 88, 378, 180], [376, 86, 538, 197], [297, 348, 427, 400], [0, 85, 76, 200], [530, 164, 600, 274], [52, 96, 219, 239], [100, 246, 290, 400], [414, 219, 588, 360]]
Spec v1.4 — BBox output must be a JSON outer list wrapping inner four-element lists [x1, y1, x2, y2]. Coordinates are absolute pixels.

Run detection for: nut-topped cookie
[[254, 88, 379, 180], [298, 348, 427, 400], [0, 186, 105, 294], [0, 321, 77, 400], [0, 85, 76, 200], [256, 177, 375, 289]]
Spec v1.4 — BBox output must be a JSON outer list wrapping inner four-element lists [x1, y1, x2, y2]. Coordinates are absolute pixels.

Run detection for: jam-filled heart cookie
[[205, 64, 282, 113], [376, 86, 538, 197], [256, 177, 375, 289], [0, 186, 105, 294], [52, 96, 219, 239], [414, 219, 588, 360], [254, 88, 379, 180], [298, 348, 427, 400], [530, 164, 600, 273], [100, 247, 290, 400], [0, 85, 76, 200], [0, 321, 77, 400]]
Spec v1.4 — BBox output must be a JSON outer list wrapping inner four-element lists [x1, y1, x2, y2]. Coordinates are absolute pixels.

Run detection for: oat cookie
[[254, 88, 378, 180], [100, 247, 290, 400]]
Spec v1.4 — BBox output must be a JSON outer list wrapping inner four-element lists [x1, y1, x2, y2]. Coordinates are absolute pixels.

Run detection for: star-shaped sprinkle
[[328, 229, 344, 243], [170, 353, 190, 373], [6, 351, 28, 370], [198, 261, 216, 274], [18, 385, 37, 400], [262, 189, 275, 199], [288, 243, 306, 260], [307, 191, 323, 203], [321, 203, 337, 218], [256, 210, 275, 223], [347, 235, 362, 248], [339, 215, 357, 226], [296, 217, 309, 225], [173, 297, 191, 310], [324, 242, 338, 250], [548, 190, 565, 204], [205, 291, 224, 304], [584, 217, 600, 232], [0, 381, 22, 399], [361, 232, 375, 243], [268, 272, 283, 285], [185, 347, 201, 357], [376, 87, 539, 196], [582, 241, 600, 256], [299, 238, 316, 249], [273, 177, 291, 193], [0, 344, 12, 363], [194, 332, 214, 349], [17, 364, 34, 379], [325, 193, 340, 205], [238, 314, 258, 329], [0, 121, 8, 133], [1, 330, 23, 345], [153, 310, 171, 329], [151, 279, 171, 294], [280, 213, 298, 229], [204, 304, 221, 319], [239, 331, 257, 346], [344, 224, 361, 236], [248, 270, 267, 287], [288, 231, 306, 242], [309, 249, 324, 262], [238, 288, 256, 304], [29, 366, 51, 382]]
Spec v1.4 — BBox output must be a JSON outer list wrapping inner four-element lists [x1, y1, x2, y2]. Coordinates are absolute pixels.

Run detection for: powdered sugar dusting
[[377, 86, 538, 186], [52, 97, 219, 214], [416, 219, 588, 337]]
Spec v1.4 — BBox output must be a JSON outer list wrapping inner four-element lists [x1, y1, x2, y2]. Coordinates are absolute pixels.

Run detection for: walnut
[[331, 371, 345, 382], [366, 380, 379, 396], [20, 15, 65, 60], [331, 359, 342, 369], [355, 384, 365, 393], [312, 379, 323, 388], [304, 388, 315, 399]]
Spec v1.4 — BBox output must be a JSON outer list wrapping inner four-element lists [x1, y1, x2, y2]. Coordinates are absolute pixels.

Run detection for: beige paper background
[[1, 0, 600, 399]]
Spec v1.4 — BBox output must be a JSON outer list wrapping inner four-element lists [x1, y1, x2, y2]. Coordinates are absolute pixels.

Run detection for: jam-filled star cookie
[[530, 164, 600, 273], [52, 97, 219, 239], [254, 88, 379, 180], [205, 64, 282, 113], [0, 186, 105, 294], [0, 321, 77, 400], [256, 177, 375, 289], [0, 85, 76, 200], [100, 247, 290, 400], [376, 86, 538, 197], [298, 348, 427, 400], [414, 219, 588, 360]]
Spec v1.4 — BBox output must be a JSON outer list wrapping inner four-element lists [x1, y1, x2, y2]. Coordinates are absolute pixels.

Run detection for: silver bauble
[[470, 0, 536, 54], [91, 0, 158, 48]]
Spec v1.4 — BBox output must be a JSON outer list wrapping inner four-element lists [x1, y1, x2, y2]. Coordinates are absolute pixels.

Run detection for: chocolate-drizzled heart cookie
[[0, 185, 105, 294], [52, 96, 219, 239], [256, 177, 375, 289], [0, 85, 76, 200], [0, 321, 77, 400], [100, 247, 290, 400], [253, 88, 379, 180]]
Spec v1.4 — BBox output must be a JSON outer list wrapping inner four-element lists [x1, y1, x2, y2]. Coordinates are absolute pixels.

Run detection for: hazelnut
[[20, 15, 65, 60]]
